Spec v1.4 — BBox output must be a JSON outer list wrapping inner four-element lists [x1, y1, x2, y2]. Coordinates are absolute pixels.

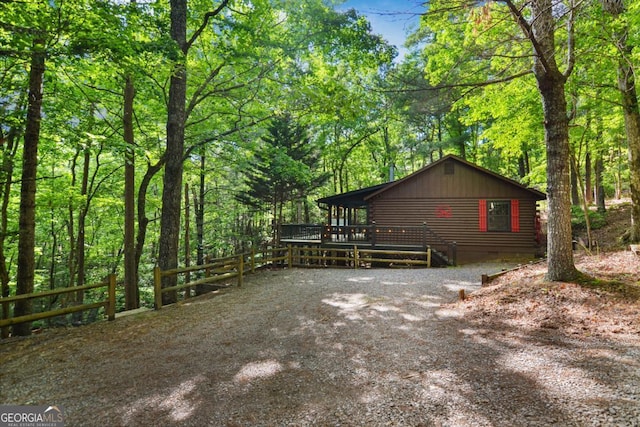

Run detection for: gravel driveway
[[1, 265, 639, 426]]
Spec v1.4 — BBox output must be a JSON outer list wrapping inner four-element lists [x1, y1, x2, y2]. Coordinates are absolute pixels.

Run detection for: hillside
[[457, 201, 640, 340]]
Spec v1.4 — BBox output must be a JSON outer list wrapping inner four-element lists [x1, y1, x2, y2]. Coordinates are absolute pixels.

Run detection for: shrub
[[571, 205, 607, 231]]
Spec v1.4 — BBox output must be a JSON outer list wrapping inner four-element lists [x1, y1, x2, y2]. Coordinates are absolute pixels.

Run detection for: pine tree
[[237, 115, 329, 241]]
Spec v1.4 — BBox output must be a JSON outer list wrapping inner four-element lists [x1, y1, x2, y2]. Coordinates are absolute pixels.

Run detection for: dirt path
[[1, 264, 639, 426]]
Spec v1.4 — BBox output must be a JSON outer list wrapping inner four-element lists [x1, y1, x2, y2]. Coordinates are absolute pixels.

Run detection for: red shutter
[[511, 199, 520, 232], [479, 200, 487, 232]]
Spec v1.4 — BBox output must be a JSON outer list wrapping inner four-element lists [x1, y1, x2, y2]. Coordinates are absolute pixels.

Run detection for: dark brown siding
[[372, 160, 538, 200], [367, 159, 543, 262], [370, 198, 540, 262]]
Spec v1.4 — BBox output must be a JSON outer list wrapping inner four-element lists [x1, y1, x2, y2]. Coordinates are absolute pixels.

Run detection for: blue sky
[[338, 0, 425, 59]]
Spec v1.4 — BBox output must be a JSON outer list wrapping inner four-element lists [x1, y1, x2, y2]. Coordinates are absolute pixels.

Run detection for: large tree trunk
[[123, 74, 139, 309], [135, 159, 164, 275], [13, 39, 45, 336], [0, 126, 19, 338], [158, 0, 188, 305], [527, 0, 578, 281], [618, 53, 640, 242], [72, 147, 90, 324], [537, 76, 578, 280]]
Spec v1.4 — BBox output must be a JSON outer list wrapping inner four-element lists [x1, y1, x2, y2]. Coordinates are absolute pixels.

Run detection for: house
[[281, 155, 546, 264]]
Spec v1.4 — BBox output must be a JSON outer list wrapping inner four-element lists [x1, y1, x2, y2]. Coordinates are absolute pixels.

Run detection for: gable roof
[[364, 154, 546, 201]]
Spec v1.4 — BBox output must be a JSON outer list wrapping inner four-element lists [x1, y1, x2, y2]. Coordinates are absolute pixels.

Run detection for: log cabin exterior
[[281, 155, 546, 264]]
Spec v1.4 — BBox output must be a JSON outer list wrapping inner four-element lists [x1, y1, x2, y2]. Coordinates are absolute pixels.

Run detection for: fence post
[[354, 245, 359, 269], [153, 266, 162, 310], [371, 221, 377, 247], [287, 244, 293, 269], [107, 274, 116, 321], [426, 246, 432, 268], [238, 255, 244, 287], [422, 222, 428, 247], [251, 248, 256, 273]]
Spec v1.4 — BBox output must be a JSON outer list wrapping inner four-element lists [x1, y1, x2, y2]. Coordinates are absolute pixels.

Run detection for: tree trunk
[[135, 159, 164, 275], [14, 39, 45, 336], [527, 0, 578, 281], [618, 53, 640, 242], [570, 160, 580, 206], [76, 149, 91, 296], [158, 0, 188, 305], [0, 126, 19, 338], [601, 0, 640, 242], [538, 76, 577, 280], [194, 154, 205, 295], [518, 155, 526, 179], [72, 147, 90, 324], [184, 183, 191, 298], [123, 74, 139, 309], [585, 151, 592, 204], [595, 153, 606, 214], [67, 149, 79, 292]]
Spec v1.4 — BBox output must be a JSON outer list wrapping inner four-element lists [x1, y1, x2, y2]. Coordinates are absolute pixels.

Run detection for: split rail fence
[[154, 245, 432, 308], [1, 245, 432, 332], [0, 274, 116, 330]]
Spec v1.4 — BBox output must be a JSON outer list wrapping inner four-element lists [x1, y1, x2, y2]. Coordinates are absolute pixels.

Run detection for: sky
[[338, 0, 426, 59]]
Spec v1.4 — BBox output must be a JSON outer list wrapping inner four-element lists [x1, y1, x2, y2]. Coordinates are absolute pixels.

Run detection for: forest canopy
[[1, 0, 639, 335]]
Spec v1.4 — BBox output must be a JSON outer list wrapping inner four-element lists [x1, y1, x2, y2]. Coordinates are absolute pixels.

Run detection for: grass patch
[[573, 271, 640, 300]]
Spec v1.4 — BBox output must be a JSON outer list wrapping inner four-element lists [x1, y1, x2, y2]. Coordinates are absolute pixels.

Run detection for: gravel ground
[[1, 264, 639, 426]]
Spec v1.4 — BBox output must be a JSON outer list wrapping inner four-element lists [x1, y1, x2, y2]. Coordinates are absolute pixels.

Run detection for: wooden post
[[153, 266, 162, 310], [371, 221, 377, 247], [238, 255, 244, 287], [422, 222, 428, 248], [251, 248, 256, 273], [107, 274, 116, 321], [287, 244, 293, 269], [354, 245, 359, 269], [426, 246, 432, 268]]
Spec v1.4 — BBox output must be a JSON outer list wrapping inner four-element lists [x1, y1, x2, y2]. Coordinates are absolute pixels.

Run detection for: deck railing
[[281, 223, 457, 265]]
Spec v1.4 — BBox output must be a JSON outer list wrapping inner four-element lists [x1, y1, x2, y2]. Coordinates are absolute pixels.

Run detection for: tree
[[13, 38, 45, 336], [417, 0, 580, 280], [236, 115, 329, 241], [600, 0, 640, 242], [158, 0, 230, 305]]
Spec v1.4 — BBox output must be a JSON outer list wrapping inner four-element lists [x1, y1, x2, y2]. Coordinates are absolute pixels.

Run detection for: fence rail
[[153, 247, 292, 309], [153, 245, 433, 308], [0, 274, 116, 329], [281, 223, 456, 265], [288, 245, 432, 268], [1, 244, 439, 336]]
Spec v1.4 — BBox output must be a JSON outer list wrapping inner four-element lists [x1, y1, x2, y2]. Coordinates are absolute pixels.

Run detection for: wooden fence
[[1, 245, 433, 334], [154, 245, 431, 308], [287, 245, 432, 268], [153, 247, 291, 309], [0, 274, 116, 329]]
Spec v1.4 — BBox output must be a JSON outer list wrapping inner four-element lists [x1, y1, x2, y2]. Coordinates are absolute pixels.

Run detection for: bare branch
[[185, 0, 230, 51], [500, 0, 553, 75], [384, 69, 532, 93]]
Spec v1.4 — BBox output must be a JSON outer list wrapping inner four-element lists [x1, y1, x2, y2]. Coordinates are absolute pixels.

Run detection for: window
[[479, 199, 520, 232], [487, 200, 511, 231]]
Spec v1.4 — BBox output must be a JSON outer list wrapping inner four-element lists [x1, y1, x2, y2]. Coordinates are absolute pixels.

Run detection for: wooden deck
[[280, 224, 457, 265]]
